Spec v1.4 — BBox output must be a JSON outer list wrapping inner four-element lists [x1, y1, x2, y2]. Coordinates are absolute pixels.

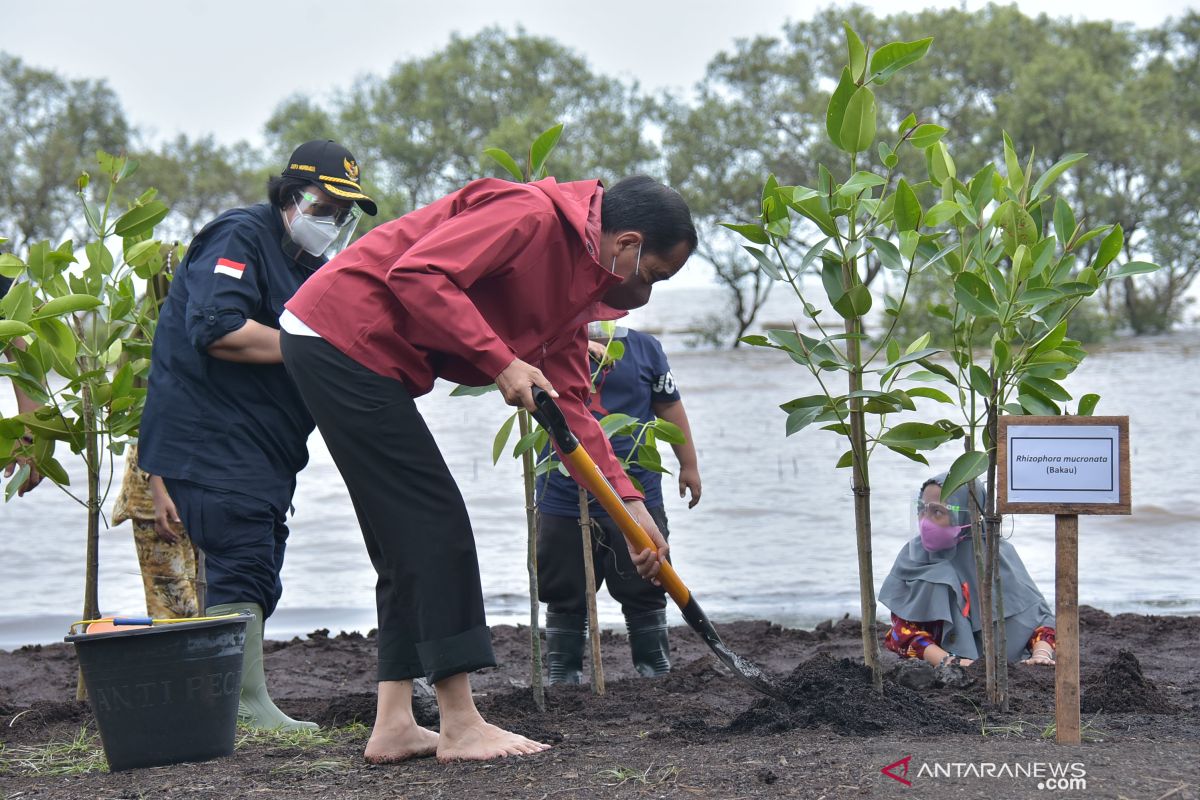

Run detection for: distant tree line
[[3, 5, 1196, 340]]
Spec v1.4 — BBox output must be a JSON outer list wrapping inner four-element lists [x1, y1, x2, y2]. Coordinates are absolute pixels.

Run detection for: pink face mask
[[919, 518, 968, 552]]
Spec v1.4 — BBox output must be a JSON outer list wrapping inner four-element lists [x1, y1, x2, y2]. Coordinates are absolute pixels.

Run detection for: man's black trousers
[[280, 330, 494, 684]]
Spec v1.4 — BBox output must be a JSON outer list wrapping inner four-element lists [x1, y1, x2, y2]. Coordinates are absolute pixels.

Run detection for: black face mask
[[602, 272, 652, 309], [601, 243, 652, 310]]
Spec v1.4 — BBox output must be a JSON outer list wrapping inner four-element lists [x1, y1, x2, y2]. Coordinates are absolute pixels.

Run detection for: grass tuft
[[0, 726, 108, 776]]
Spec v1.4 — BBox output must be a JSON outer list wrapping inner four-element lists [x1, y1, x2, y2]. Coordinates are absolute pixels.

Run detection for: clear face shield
[[289, 190, 363, 258]]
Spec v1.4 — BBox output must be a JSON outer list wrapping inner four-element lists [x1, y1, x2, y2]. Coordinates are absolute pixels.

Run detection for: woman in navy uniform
[[140, 140, 376, 730]]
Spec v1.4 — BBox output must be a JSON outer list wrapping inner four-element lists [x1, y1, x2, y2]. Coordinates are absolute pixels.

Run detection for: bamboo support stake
[[519, 412, 544, 711], [579, 487, 605, 694]]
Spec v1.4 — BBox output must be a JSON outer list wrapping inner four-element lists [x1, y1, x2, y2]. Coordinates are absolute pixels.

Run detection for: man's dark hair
[[601, 176, 697, 256], [267, 176, 314, 210]]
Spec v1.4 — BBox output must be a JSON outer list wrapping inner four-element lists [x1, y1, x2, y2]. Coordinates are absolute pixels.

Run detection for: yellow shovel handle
[[560, 446, 691, 608]]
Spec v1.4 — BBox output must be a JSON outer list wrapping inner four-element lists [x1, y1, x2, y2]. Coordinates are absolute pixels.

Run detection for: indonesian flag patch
[[213, 258, 246, 279]]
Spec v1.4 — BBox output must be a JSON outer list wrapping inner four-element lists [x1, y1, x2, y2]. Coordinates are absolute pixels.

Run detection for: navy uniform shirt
[[537, 328, 681, 517], [139, 203, 318, 513]]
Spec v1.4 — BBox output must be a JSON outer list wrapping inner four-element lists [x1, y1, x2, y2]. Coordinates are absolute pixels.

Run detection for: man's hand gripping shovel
[[530, 387, 784, 700]]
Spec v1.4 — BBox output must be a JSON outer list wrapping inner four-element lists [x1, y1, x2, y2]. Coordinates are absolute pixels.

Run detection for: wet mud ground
[[2, 607, 1197, 799]]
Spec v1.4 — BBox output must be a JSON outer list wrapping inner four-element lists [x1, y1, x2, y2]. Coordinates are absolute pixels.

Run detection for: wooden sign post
[[996, 416, 1130, 746]]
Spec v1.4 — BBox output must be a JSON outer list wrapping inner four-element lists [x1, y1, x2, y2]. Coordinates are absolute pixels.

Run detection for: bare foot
[[364, 722, 440, 764], [436, 720, 550, 763]]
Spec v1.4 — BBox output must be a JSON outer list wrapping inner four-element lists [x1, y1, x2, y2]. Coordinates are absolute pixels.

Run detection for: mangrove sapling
[[904, 132, 1163, 708], [729, 23, 960, 689], [449, 122, 567, 711], [0, 151, 175, 699]]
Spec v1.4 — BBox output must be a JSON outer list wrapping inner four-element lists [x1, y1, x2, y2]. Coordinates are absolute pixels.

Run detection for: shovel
[[530, 387, 784, 699]]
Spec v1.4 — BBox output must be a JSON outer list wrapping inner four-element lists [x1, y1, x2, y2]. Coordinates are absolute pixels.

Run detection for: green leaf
[[908, 124, 947, 149], [1072, 225, 1110, 251], [599, 412, 639, 437], [868, 37, 933, 84], [790, 196, 838, 237], [1092, 224, 1124, 271], [720, 222, 769, 245], [867, 236, 904, 271], [492, 413, 517, 465], [924, 200, 961, 227], [124, 239, 161, 269], [1002, 131, 1025, 195], [484, 148, 524, 182], [32, 294, 103, 320], [893, 179, 921, 232], [838, 86, 877, 154], [845, 23, 867, 81], [953, 272, 998, 316], [35, 456, 70, 486], [0, 253, 24, 279], [885, 446, 930, 466], [651, 418, 685, 444], [785, 406, 823, 437], [968, 364, 993, 396], [905, 332, 932, 355], [942, 451, 989, 500], [993, 201, 1038, 257], [1029, 319, 1067, 357], [6, 464, 31, 501], [1022, 376, 1072, 402], [742, 246, 783, 281], [993, 337, 1011, 373], [877, 421, 950, 450], [528, 123, 564, 179], [925, 142, 956, 184], [840, 171, 887, 196], [1019, 385, 1059, 416], [833, 284, 872, 319], [905, 386, 953, 403], [114, 201, 169, 238], [1077, 393, 1100, 416], [1105, 261, 1161, 279], [825, 67, 856, 150], [1029, 153, 1086, 201], [835, 449, 855, 469], [0, 320, 34, 338], [878, 347, 941, 377], [511, 428, 545, 458], [821, 258, 845, 304]]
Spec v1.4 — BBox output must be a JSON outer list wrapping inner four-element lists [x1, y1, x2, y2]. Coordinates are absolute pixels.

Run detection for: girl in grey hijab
[[879, 473, 1056, 668]]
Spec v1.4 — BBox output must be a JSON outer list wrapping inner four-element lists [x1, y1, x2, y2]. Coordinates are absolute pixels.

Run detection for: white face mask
[[286, 209, 341, 257]]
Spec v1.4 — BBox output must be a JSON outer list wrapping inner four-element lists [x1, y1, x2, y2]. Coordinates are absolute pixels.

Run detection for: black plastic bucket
[[65, 614, 249, 771]]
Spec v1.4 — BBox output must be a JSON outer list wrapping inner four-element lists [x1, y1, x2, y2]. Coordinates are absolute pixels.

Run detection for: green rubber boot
[[208, 602, 318, 731]]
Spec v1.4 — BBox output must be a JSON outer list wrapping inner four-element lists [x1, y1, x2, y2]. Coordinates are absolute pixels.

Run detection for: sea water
[[2, 286, 1197, 648]]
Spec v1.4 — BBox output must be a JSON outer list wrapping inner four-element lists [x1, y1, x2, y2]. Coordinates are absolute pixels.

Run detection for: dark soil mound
[[0, 700, 90, 742], [1081, 650, 1176, 714], [728, 653, 975, 736]]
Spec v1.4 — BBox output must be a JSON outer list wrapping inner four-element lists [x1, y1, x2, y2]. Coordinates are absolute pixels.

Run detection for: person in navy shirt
[[536, 325, 701, 683], [140, 140, 375, 730]]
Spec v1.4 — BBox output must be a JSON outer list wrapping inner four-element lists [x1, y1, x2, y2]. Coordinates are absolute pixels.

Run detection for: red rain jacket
[[286, 177, 641, 499]]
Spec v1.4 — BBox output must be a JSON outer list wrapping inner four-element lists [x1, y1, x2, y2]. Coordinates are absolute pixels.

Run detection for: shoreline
[[5, 601, 1199, 654]]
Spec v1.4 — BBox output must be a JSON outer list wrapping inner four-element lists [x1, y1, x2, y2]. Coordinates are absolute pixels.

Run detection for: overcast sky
[[6, 0, 1193, 150]]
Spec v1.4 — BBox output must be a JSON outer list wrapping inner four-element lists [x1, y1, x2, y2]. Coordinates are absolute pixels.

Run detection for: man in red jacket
[[280, 175, 695, 763]]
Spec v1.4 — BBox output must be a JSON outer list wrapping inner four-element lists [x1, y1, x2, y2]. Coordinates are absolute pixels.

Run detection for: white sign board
[[1005, 424, 1121, 505]]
